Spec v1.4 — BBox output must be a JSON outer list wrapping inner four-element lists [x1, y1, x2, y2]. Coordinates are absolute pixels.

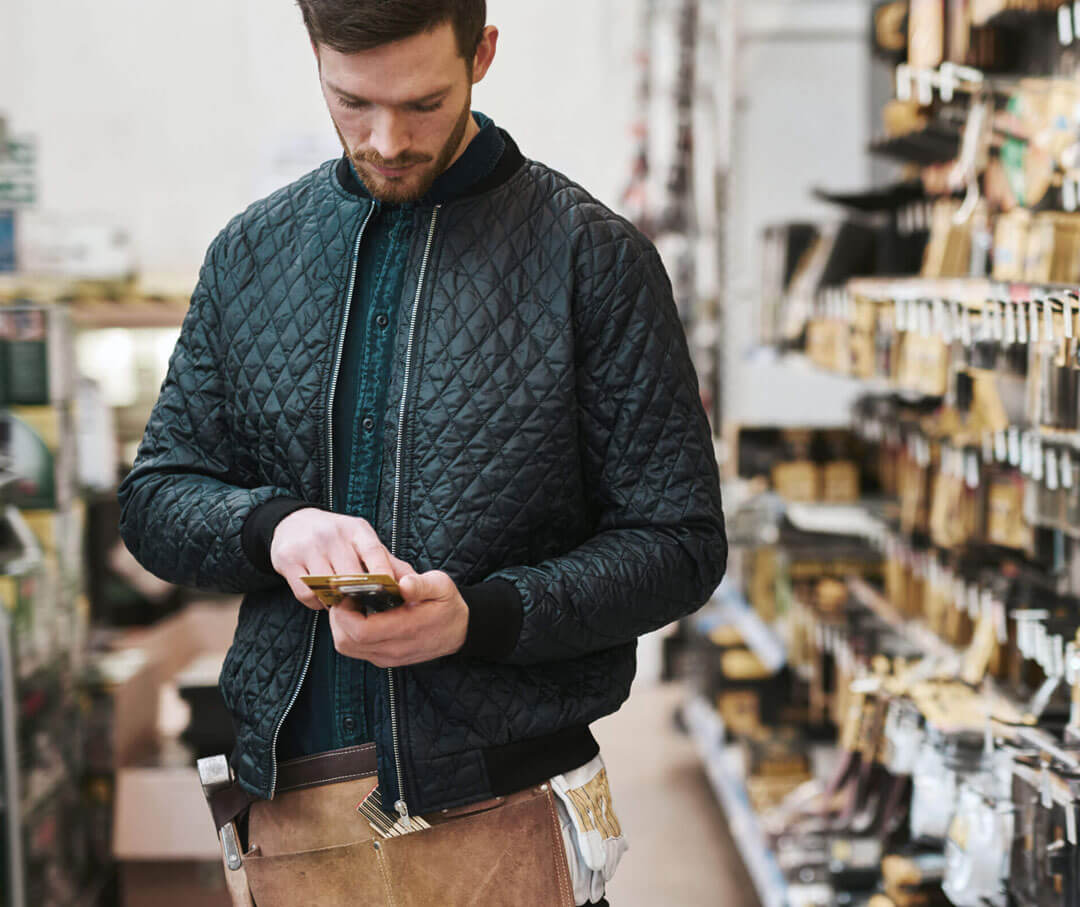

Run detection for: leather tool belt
[[197, 745, 576, 907]]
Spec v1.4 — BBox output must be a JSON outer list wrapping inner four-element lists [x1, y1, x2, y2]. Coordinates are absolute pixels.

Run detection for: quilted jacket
[[117, 132, 728, 814]]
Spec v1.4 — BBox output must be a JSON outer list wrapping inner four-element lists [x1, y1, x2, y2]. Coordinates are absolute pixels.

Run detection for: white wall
[[1, 0, 637, 281], [722, 0, 873, 427]]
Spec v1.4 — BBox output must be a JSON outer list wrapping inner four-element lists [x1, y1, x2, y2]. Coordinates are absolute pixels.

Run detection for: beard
[[335, 95, 473, 205]]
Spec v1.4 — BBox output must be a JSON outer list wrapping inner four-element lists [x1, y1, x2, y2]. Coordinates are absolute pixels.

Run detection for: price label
[[994, 600, 1008, 644], [1030, 298, 1041, 341], [1045, 298, 1055, 341], [1009, 427, 1021, 466], [968, 584, 981, 618], [1019, 302, 1029, 344], [1047, 448, 1060, 491], [1006, 302, 1017, 344], [966, 451, 980, 489], [960, 304, 972, 346], [1063, 453, 1074, 489]]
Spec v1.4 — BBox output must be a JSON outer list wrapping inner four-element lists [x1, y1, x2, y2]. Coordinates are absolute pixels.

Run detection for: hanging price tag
[[920, 301, 933, 338], [1006, 302, 1018, 344], [1019, 301, 1030, 344], [1033, 437, 1045, 481], [994, 599, 1008, 644], [960, 305, 973, 346], [1009, 426, 1021, 466], [1030, 297, 1041, 341], [967, 584, 980, 618], [995, 430, 1007, 462], [1061, 3, 1074, 45], [994, 301, 1005, 341], [1047, 448, 1060, 491], [1066, 295, 1075, 339], [1045, 297, 1055, 341], [983, 432, 994, 464], [1063, 453, 1074, 489], [1022, 432, 1034, 474], [966, 451, 980, 489]]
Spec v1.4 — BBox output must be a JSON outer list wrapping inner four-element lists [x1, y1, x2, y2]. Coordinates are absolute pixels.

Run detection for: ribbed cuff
[[457, 579, 524, 660], [241, 497, 312, 575]]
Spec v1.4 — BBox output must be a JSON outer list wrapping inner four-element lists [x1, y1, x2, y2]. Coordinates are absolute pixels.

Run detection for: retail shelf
[[683, 695, 789, 907], [846, 276, 1080, 303], [846, 577, 1031, 727], [68, 300, 189, 330], [846, 577, 959, 663], [695, 580, 787, 673]]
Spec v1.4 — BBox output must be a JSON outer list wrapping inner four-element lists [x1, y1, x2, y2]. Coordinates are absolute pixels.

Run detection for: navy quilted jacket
[[118, 134, 727, 814]]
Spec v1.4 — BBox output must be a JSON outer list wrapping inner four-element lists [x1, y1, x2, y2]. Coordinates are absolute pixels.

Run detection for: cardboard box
[[100, 601, 238, 770], [112, 768, 230, 907], [106, 603, 241, 907]]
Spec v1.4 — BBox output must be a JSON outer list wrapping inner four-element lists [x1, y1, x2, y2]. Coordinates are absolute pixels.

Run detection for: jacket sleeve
[[463, 232, 727, 665], [117, 236, 298, 594]]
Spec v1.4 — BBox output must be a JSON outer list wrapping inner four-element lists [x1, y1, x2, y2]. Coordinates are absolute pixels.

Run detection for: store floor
[[594, 678, 761, 907]]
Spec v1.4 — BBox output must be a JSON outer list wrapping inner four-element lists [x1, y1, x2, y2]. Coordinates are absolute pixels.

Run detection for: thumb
[[399, 570, 452, 603]]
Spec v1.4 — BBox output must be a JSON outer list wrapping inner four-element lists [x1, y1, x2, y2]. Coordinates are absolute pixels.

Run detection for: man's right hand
[[270, 508, 415, 609]]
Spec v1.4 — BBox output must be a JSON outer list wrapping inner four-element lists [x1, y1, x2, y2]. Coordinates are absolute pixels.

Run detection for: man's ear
[[472, 26, 499, 84]]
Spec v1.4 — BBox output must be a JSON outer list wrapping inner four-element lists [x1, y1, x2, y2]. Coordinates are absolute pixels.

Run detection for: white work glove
[[550, 755, 629, 906]]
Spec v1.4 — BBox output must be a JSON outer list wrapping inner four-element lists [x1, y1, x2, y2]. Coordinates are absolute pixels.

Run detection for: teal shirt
[[278, 114, 506, 759]]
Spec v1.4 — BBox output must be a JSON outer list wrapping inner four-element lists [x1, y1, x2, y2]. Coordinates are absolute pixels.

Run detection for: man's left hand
[[328, 571, 469, 667]]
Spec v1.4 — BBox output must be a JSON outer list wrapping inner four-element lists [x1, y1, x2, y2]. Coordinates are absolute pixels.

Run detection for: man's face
[[316, 23, 496, 204]]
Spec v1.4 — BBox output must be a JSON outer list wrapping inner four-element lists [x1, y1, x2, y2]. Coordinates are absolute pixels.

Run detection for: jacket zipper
[[268, 204, 375, 798], [388, 205, 441, 821]]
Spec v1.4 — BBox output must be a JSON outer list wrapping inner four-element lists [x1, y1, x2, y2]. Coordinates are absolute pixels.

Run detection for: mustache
[[354, 150, 433, 169]]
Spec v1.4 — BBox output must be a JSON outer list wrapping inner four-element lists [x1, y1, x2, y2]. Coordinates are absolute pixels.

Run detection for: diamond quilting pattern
[[120, 158, 726, 813]]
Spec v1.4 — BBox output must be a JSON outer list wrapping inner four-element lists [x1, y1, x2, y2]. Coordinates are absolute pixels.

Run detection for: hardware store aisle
[[594, 681, 761, 907]]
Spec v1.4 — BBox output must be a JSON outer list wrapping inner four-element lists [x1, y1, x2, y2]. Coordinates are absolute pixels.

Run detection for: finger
[[327, 545, 365, 577], [329, 601, 367, 638], [389, 555, 417, 581], [354, 539, 395, 578], [399, 570, 450, 604], [284, 572, 323, 610]]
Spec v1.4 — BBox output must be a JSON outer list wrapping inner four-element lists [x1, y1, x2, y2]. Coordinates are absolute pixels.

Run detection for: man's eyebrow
[[326, 83, 451, 106]]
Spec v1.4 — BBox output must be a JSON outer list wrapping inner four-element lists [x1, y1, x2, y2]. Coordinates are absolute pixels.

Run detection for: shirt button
[[362, 416, 375, 432], [343, 716, 356, 733], [376, 313, 389, 329]]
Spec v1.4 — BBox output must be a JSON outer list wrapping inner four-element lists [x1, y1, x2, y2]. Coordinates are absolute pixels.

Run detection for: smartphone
[[301, 574, 404, 616]]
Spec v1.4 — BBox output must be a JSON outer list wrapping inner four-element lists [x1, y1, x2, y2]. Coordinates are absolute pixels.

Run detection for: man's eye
[[412, 102, 443, 113], [339, 97, 369, 110]]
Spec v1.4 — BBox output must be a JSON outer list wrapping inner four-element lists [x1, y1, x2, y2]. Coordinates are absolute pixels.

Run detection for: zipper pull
[[395, 798, 410, 822]]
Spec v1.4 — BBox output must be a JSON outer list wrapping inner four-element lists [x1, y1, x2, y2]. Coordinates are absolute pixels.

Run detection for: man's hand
[[328, 571, 469, 667], [270, 508, 414, 609]]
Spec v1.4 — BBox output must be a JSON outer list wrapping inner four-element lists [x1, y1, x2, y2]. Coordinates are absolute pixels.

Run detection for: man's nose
[[370, 110, 410, 162]]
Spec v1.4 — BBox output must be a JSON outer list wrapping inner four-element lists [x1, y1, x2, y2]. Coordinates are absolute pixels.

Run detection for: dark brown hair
[[297, 0, 487, 59]]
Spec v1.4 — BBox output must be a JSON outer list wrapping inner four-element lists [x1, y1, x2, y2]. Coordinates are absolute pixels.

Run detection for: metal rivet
[[540, 784, 549, 792], [373, 841, 381, 851]]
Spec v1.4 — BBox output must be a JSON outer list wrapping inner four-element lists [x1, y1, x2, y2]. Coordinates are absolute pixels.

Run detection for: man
[[119, 1, 726, 904]]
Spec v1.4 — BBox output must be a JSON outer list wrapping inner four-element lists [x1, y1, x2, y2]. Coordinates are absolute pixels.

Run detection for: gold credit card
[[300, 574, 403, 613]]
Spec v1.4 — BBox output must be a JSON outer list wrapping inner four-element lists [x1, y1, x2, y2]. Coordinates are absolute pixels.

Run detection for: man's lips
[[367, 160, 421, 179]]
